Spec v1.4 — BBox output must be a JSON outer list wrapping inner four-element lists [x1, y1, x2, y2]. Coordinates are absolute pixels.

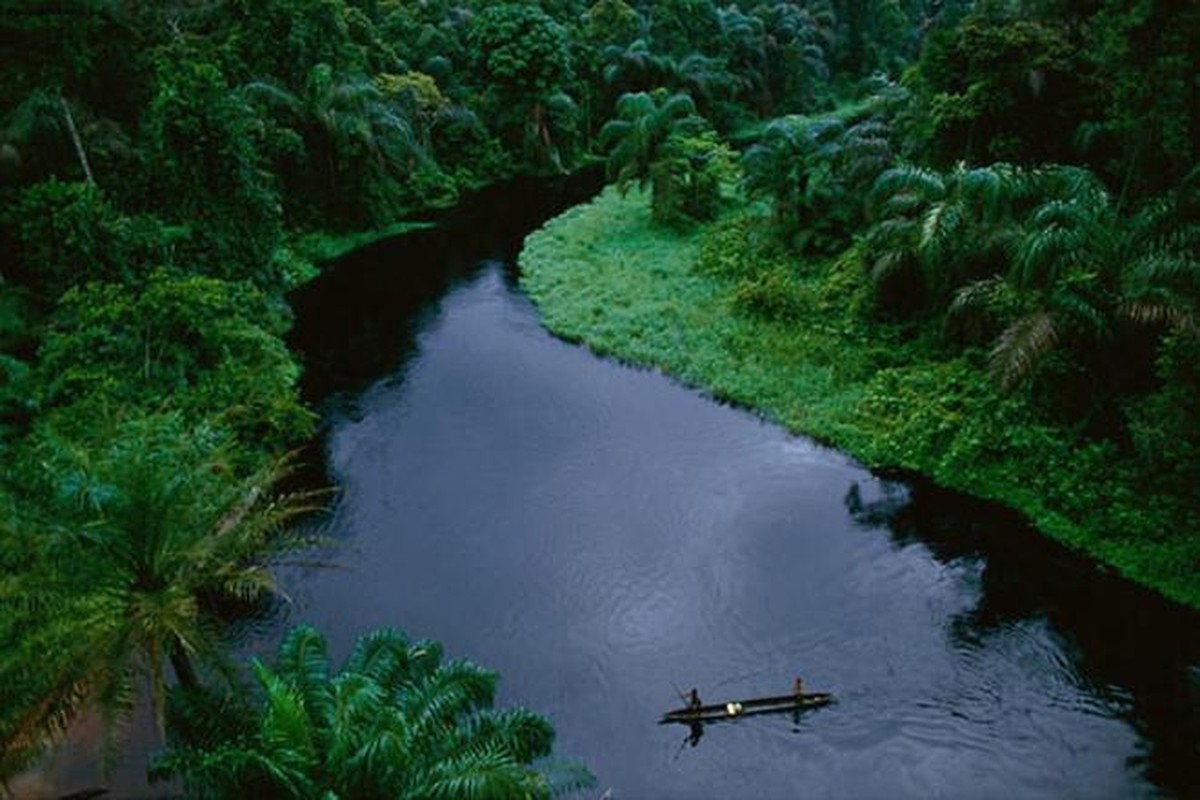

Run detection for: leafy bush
[[732, 265, 808, 321], [650, 128, 735, 226], [37, 270, 314, 454], [695, 214, 782, 281]]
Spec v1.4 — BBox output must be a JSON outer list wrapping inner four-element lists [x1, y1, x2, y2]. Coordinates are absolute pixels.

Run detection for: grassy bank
[[520, 187, 1200, 610]]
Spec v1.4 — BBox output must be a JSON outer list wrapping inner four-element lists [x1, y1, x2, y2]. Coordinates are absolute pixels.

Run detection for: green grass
[[520, 187, 1200, 610], [287, 220, 436, 278]]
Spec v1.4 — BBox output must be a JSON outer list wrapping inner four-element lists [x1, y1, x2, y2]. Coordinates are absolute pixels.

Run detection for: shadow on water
[[287, 169, 604, 408], [845, 473, 1200, 797]]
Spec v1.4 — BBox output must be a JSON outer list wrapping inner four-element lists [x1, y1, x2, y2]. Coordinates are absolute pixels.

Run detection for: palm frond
[[401, 659, 496, 741], [870, 250, 912, 287], [461, 708, 555, 764], [344, 627, 410, 689], [989, 310, 1061, 389], [240, 81, 302, 118], [253, 660, 319, 765], [869, 165, 943, 216], [949, 275, 1009, 317], [421, 746, 536, 800], [275, 625, 333, 729], [1120, 297, 1197, 333]]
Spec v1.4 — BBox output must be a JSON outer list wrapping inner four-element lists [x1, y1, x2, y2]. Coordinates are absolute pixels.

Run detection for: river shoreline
[[519, 186, 1200, 612]]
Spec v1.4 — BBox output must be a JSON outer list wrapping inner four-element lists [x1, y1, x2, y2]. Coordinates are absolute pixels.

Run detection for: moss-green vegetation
[[287, 220, 437, 277], [521, 187, 1200, 610]]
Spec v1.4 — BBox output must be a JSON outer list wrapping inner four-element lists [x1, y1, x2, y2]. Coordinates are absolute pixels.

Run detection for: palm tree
[[1119, 168, 1200, 336], [32, 412, 325, 735], [866, 161, 1028, 313], [600, 39, 677, 99], [980, 167, 1118, 389], [243, 63, 425, 223], [669, 53, 738, 117], [151, 625, 594, 799], [741, 115, 844, 233], [762, 2, 835, 111], [715, 5, 767, 109], [599, 89, 699, 195]]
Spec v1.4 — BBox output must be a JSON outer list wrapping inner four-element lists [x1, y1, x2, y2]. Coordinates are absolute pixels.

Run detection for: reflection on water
[[279, 259, 1199, 800]]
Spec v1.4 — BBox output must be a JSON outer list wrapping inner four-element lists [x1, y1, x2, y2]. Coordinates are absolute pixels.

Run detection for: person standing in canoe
[[793, 676, 805, 698], [688, 688, 702, 711]]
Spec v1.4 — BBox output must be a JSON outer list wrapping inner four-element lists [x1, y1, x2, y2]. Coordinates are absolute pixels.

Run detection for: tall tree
[[141, 49, 282, 284], [2, 412, 325, 768], [599, 89, 698, 192], [50, 414, 322, 710], [468, 3, 576, 171]]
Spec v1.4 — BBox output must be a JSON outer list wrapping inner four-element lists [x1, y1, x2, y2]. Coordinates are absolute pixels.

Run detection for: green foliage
[[649, 127, 735, 226], [141, 50, 283, 286], [222, 0, 368, 86], [732, 265, 809, 322], [1074, 0, 1200, 197], [648, 0, 721, 59], [468, 3, 576, 169], [3, 180, 183, 302], [903, 7, 1079, 164], [583, 0, 641, 48], [828, 0, 926, 79], [37, 270, 314, 452], [720, 2, 836, 116], [245, 61, 437, 228], [0, 412, 326, 772], [469, 4, 572, 98], [1125, 332, 1200, 488], [696, 214, 780, 281], [151, 624, 593, 799]]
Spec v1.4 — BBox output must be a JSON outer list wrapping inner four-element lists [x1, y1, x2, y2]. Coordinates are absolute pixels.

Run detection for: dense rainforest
[[0, 0, 1196, 796]]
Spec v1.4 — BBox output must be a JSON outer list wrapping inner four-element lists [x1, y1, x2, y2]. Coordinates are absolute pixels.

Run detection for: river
[[280, 177, 1199, 799], [27, 176, 1198, 799]]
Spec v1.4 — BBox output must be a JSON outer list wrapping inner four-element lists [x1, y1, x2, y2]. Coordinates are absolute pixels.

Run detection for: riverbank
[[519, 186, 1200, 611]]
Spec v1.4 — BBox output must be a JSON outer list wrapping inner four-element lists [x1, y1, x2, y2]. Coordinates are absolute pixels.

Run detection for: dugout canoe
[[660, 692, 834, 724]]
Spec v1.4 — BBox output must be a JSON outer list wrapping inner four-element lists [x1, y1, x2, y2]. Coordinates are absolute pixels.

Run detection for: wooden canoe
[[660, 692, 834, 724]]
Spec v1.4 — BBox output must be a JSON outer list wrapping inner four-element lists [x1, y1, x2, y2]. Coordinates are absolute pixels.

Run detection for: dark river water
[[28, 177, 1199, 799], [277, 178, 1200, 800]]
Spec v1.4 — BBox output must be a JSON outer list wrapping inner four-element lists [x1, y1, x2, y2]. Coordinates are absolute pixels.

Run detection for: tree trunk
[[169, 642, 201, 693], [59, 96, 95, 187]]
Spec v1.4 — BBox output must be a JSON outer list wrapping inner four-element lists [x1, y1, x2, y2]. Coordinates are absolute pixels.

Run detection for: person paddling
[[688, 687, 702, 711], [793, 676, 805, 698]]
